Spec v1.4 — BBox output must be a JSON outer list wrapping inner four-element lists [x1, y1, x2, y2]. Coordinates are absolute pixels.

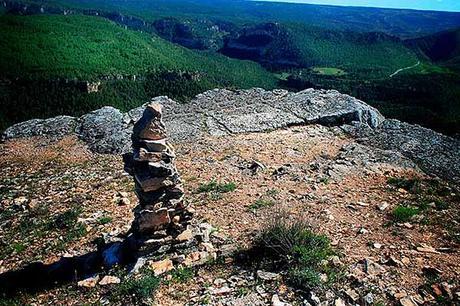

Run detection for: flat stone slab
[[344, 119, 460, 183], [1, 116, 78, 140], [2, 88, 459, 182]]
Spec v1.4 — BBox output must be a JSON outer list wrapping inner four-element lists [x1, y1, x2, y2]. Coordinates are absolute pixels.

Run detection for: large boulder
[[278, 89, 384, 128], [78, 107, 130, 154], [180, 88, 384, 135]]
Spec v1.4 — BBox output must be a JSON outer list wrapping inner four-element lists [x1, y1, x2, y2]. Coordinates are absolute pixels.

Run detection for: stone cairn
[[127, 101, 220, 269], [131, 102, 189, 237]]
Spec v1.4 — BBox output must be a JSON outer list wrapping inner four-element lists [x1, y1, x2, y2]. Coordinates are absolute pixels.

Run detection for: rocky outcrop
[[2, 88, 384, 151], [78, 107, 131, 154], [153, 18, 232, 51], [1, 116, 78, 140], [2, 87, 459, 181], [343, 120, 460, 182]]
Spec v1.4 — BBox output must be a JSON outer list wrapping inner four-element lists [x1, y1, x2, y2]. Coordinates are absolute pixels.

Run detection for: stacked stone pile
[[130, 102, 193, 248], [127, 101, 225, 267]]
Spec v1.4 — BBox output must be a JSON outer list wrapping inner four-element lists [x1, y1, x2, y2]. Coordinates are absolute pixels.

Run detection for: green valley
[[0, 0, 459, 135]]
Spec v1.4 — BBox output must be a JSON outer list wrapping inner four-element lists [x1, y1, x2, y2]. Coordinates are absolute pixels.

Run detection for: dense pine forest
[[0, 0, 459, 134], [0, 14, 276, 129]]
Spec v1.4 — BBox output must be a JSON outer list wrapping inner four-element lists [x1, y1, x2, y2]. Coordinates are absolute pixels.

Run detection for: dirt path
[[389, 61, 420, 78]]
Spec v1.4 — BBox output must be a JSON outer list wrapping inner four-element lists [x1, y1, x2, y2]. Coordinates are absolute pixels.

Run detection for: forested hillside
[[220, 22, 419, 78], [0, 15, 276, 83], [406, 29, 460, 72], [0, 14, 276, 129], [1, 0, 459, 135], [8, 0, 460, 38]]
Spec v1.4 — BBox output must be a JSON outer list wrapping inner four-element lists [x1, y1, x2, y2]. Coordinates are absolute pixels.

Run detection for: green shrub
[[392, 205, 420, 222], [418, 197, 449, 211], [257, 213, 335, 289], [248, 199, 275, 211], [288, 266, 321, 288], [266, 189, 279, 196], [111, 271, 160, 303], [54, 208, 83, 229], [170, 267, 194, 283], [11, 242, 26, 254], [63, 223, 87, 242], [433, 199, 449, 210], [387, 177, 421, 193], [197, 180, 236, 193], [98, 216, 113, 225]]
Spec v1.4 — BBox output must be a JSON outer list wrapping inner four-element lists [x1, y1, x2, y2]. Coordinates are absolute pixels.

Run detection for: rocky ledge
[[2, 88, 459, 182]]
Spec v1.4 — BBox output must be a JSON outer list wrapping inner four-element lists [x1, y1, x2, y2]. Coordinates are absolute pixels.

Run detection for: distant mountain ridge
[[219, 22, 417, 75], [3, 0, 460, 38], [406, 28, 460, 71]]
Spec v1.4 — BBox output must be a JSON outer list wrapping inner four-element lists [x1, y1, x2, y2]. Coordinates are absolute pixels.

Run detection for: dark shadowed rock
[[277, 89, 384, 128]]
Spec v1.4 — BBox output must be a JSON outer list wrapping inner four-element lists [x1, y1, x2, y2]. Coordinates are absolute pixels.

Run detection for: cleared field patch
[[311, 67, 346, 76]]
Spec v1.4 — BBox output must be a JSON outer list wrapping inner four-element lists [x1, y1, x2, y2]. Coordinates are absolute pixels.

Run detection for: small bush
[[288, 266, 321, 288], [248, 199, 275, 211], [424, 179, 452, 197], [266, 189, 279, 196], [417, 198, 431, 211], [111, 271, 160, 303], [170, 267, 194, 283], [433, 199, 449, 210], [392, 205, 420, 222], [11, 242, 26, 254], [257, 213, 335, 290], [54, 208, 82, 229], [98, 216, 113, 225], [197, 180, 236, 193], [387, 177, 421, 193], [64, 223, 87, 242]]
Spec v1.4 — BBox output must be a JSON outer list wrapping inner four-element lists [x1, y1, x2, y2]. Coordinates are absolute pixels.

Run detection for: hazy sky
[[256, 0, 460, 12]]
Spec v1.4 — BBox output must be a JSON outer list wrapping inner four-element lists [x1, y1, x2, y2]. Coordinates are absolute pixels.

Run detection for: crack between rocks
[[202, 112, 234, 135], [259, 100, 308, 124], [259, 100, 365, 130]]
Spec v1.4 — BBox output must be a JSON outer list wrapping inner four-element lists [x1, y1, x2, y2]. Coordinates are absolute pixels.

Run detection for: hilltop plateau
[[0, 88, 459, 305]]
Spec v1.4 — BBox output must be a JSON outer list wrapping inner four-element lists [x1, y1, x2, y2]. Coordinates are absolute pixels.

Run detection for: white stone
[[99, 275, 121, 286], [257, 270, 281, 281], [272, 294, 291, 306], [77, 275, 99, 288]]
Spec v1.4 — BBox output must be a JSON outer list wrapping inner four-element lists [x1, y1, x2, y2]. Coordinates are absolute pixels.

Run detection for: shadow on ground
[[0, 240, 136, 297]]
